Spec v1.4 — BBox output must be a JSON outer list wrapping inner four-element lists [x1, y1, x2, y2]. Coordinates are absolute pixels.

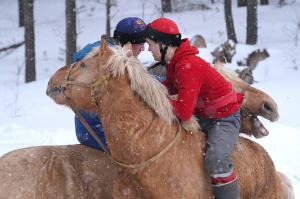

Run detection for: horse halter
[[61, 63, 111, 108], [240, 83, 251, 118]]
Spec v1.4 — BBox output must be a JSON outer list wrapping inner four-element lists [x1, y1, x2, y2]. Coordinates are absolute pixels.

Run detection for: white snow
[[0, 0, 299, 197]]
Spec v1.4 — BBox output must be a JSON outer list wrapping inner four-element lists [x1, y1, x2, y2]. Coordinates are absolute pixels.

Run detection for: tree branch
[[0, 41, 25, 53]]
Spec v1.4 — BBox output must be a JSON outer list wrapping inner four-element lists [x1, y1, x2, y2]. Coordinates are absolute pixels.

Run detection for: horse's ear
[[123, 42, 133, 57], [214, 60, 224, 67], [99, 38, 113, 65]]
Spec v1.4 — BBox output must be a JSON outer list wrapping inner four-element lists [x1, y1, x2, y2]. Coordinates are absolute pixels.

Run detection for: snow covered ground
[[0, 0, 299, 197]]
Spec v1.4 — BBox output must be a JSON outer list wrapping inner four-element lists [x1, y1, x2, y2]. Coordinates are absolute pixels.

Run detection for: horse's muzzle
[[46, 86, 61, 98]]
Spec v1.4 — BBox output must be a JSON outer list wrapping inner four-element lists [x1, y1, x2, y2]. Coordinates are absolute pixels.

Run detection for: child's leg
[[197, 109, 241, 199], [197, 109, 240, 180], [205, 120, 239, 183]]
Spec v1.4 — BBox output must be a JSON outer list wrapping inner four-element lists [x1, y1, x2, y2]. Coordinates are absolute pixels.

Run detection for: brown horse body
[[0, 140, 293, 199], [0, 145, 117, 198], [0, 40, 294, 198]]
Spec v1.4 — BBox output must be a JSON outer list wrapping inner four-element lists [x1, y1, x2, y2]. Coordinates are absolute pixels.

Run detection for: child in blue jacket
[[74, 17, 165, 151]]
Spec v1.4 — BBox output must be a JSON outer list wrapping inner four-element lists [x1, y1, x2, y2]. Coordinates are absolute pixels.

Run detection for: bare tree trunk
[[162, 0, 172, 13], [246, 0, 258, 45], [66, 0, 77, 65], [106, 0, 111, 36], [141, 0, 147, 20], [260, 0, 269, 5], [238, 0, 247, 7], [23, 0, 36, 83], [19, 0, 24, 27], [224, 0, 238, 43]]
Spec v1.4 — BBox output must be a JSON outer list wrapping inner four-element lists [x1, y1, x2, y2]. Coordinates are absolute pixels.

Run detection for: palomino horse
[[0, 40, 293, 198], [44, 39, 292, 198]]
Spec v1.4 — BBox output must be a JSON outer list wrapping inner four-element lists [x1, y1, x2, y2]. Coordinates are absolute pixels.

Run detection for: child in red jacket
[[144, 18, 243, 199]]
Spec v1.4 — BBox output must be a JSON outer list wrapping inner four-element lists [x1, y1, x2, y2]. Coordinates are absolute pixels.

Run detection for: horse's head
[[46, 38, 133, 112], [213, 60, 279, 139]]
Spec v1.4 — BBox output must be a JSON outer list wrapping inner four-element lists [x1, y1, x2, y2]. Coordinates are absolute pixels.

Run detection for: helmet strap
[[146, 41, 169, 71], [159, 42, 168, 66]]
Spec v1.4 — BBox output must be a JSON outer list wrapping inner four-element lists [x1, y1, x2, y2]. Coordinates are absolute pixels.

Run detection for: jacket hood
[[168, 38, 199, 66]]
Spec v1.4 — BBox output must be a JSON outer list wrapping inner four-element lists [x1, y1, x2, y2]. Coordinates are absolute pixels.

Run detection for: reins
[[60, 63, 182, 169], [241, 83, 250, 94], [240, 83, 251, 118]]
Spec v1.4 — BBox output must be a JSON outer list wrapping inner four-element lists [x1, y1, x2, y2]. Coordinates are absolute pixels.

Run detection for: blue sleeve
[[149, 72, 166, 81], [75, 110, 100, 134], [73, 40, 113, 62], [74, 110, 108, 151]]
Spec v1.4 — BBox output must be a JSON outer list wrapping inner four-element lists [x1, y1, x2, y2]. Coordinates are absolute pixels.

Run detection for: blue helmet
[[113, 17, 146, 46]]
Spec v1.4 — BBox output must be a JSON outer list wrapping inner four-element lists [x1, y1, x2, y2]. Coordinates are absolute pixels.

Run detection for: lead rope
[[63, 93, 182, 168], [60, 63, 182, 168]]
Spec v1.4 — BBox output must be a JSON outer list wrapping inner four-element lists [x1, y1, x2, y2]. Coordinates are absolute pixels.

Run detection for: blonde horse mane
[[213, 60, 244, 83], [86, 45, 201, 132], [101, 45, 176, 126]]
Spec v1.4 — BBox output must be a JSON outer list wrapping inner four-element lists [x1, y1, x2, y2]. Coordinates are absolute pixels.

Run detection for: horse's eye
[[81, 62, 86, 68]]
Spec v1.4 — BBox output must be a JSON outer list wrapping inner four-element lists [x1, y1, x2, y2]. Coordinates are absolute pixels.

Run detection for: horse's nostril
[[264, 102, 273, 113]]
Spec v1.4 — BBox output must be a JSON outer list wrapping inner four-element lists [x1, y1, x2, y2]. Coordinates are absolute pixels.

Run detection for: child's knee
[[205, 154, 232, 174]]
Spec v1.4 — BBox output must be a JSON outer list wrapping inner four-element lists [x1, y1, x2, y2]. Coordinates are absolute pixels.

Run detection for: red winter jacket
[[161, 39, 243, 121]]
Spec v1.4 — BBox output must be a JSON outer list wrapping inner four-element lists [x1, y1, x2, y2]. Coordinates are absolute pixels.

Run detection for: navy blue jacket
[[74, 40, 113, 62], [75, 110, 108, 151]]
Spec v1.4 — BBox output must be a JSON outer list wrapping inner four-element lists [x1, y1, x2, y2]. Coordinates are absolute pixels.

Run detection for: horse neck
[[97, 75, 178, 164], [228, 78, 248, 93]]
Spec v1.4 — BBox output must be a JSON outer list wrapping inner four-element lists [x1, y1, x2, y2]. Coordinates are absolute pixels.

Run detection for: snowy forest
[[0, 0, 299, 198]]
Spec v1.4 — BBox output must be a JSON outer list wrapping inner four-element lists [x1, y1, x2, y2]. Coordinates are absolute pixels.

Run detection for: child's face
[[132, 43, 145, 58], [146, 38, 161, 61]]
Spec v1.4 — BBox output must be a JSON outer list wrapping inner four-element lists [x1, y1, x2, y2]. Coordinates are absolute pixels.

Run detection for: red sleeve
[[237, 93, 245, 105], [169, 60, 203, 121]]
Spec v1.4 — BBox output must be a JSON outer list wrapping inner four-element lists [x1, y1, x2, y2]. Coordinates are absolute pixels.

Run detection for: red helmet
[[144, 18, 181, 47]]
